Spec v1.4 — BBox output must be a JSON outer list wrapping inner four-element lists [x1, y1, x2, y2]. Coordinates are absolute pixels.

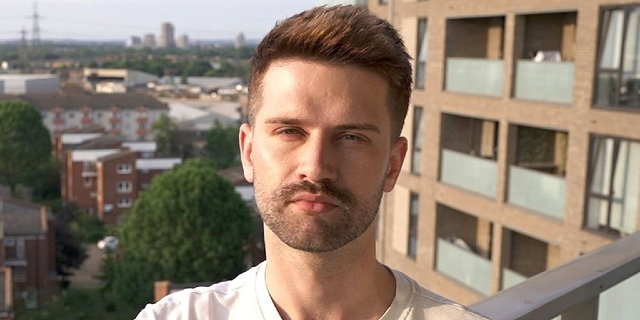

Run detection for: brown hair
[[248, 5, 412, 138]]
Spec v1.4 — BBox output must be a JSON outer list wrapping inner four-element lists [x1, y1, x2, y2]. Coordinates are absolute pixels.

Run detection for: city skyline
[[0, 0, 317, 42]]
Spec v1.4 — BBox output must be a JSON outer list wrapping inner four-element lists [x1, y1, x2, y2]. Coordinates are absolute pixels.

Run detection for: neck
[[264, 226, 396, 320]]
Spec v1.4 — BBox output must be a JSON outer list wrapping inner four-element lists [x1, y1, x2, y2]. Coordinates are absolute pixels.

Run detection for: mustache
[[279, 180, 356, 208]]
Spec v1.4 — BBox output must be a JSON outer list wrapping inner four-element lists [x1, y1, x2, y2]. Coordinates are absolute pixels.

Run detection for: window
[[141, 182, 150, 190], [68, 112, 75, 119], [13, 267, 27, 283], [139, 135, 146, 141], [16, 238, 25, 259], [116, 181, 133, 193], [411, 106, 424, 174], [139, 123, 147, 130], [5, 238, 14, 246], [117, 198, 132, 208], [116, 164, 132, 174], [595, 6, 640, 110], [408, 193, 419, 258], [83, 177, 92, 187], [96, 112, 103, 119], [111, 122, 119, 130], [586, 136, 640, 235], [415, 18, 429, 89]]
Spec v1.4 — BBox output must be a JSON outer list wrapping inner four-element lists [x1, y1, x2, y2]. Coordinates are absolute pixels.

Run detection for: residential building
[[177, 34, 189, 49], [57, 131, 181, 224], [159, 22, 175, 48], [368, 0, 640, 316], [234, 32, 246, 49], [0, 197, 56, 311], [2, 92, 169, 141], [127, 36, 142, 48], [143, 34, 156, 48]]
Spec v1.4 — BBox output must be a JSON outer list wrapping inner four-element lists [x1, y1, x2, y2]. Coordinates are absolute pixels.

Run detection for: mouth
[[289, 193, 340, 214]]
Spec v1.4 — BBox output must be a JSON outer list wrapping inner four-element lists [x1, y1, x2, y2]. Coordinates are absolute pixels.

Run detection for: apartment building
[[57, 130, 181, 224], [0, 198, 56, 312], [8, 92, 169, 141], [368, 0, 640, 308]]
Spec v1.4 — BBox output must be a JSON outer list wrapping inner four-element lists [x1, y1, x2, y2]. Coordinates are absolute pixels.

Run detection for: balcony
[[508, 165, 566, 219], [514, 60, 575, 104], [436, 238, 492, 296], [471, 231, 640, 320], [441, 149, 498, 198], [445, 58, 504, 97]]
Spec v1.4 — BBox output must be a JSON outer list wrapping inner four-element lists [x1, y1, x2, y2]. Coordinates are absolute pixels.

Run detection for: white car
[[97, 236, 119, 251]]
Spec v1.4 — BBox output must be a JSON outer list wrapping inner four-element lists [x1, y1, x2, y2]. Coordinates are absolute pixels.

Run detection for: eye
[[275, 127, 305, 140], [338, 133, 368, 143]]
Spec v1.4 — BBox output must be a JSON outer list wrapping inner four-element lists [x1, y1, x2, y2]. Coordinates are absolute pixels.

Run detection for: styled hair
[[248, 5, 412, 138]]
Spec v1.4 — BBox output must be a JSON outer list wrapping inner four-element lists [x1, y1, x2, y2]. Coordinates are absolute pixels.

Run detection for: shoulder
[[134, 264, 263, 320], [391, 269, 491, 320]]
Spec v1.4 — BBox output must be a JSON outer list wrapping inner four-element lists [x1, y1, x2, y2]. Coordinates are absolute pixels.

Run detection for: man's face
[[240, 59, 406, 253]]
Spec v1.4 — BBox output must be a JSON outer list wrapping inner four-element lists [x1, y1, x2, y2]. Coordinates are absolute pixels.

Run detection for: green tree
[[110, 159, 253, 307], [152, 114, 195, 159], [152, 114, 179, 157], [0, 100, 52, 197], [204, 121, 241, 169], [53, 203, 88, 286]]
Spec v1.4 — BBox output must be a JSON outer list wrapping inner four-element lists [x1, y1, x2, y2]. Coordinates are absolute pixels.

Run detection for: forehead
[[256, 59, 390, 126]]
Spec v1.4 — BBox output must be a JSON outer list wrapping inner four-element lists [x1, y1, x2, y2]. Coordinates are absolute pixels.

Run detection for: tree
[[152, 114, 195, 159], [110, 159, 253, 307], [0, 100, 52, 197], [204, 121, 241, 170], [152, 114, 179, 157], [53, 203, 88, 286]]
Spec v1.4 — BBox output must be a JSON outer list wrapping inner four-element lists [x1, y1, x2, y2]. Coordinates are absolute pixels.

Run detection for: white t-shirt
[[135, 262, 490, 320]]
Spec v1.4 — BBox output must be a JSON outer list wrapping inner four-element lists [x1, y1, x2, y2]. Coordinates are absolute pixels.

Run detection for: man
[[136, 5, 490, 320]]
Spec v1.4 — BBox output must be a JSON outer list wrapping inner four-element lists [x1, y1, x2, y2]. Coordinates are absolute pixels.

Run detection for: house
[[57, 131, 181, 224], [0, 197, 56, 311]]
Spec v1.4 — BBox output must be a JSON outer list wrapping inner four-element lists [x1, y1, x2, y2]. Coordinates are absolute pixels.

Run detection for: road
[[70, 245, 103, 288]]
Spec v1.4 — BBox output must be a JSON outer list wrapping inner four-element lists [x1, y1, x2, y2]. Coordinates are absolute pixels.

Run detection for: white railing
[[514, 60, 575, 104], [436, 238, 492, 296], [508, 165, 566, 219], [445, 58, 504, 97], [440, 149, 498, 199], [471, 232, 640, 320]]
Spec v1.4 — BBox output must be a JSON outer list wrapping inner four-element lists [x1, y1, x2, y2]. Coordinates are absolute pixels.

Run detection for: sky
[[0, 0, 318, 42]]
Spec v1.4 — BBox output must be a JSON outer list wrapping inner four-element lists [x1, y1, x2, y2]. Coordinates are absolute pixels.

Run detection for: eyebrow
[[263, 117, 381, 133]]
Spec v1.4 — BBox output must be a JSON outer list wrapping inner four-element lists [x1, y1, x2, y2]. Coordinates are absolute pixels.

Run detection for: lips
[[290, 193, 339, 213]]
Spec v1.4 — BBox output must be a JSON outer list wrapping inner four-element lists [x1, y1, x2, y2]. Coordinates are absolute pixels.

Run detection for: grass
[[14, 286, 140, 320]]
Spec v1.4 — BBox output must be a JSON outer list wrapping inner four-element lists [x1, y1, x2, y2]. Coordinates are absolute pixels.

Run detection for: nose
[[295, 134, 338, 183]]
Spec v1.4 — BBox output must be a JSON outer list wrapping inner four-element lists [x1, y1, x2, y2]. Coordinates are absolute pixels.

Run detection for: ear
[[239, 123, 255, 183], [383, 137, 408, 192]]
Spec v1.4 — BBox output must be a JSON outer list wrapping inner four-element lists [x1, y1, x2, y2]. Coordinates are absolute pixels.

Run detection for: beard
[[254, 176, 384, 253]]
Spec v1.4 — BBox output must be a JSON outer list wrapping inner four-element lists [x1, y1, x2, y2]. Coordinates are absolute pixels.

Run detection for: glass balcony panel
[[514, 61, 575, 104], [440, 149, 498, 198], [436, 238, 492, 296], [508, 165, 566, 219], [598, 271, 640, 320], [445, 58, 504, 97], [502, 268, 527, 290]]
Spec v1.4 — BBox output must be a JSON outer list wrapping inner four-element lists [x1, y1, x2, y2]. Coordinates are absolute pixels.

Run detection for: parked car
[[97, 236, 119, 251]]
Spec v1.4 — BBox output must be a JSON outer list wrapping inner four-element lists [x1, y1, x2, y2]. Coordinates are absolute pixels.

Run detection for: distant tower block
[[128, 36, 142, 48], [235, 32, 246, 49], [160, 22, 176, 48], [177, 34, 190, 49], [143, 34, 156, 48]]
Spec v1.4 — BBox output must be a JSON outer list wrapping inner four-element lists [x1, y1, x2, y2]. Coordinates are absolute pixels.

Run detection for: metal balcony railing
[[470, 231, 640, 320]]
